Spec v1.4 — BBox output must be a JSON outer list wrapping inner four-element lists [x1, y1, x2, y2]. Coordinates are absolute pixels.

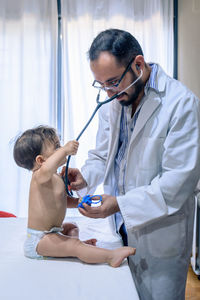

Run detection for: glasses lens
[[93, 80, 119, 91], [104, 85, 119, 92], [93, 81, 102, 89]]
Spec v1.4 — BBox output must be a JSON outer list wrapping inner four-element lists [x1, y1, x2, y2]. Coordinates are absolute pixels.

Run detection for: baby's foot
[[84, 239, 97, 246], [109, 247, 136, 268]]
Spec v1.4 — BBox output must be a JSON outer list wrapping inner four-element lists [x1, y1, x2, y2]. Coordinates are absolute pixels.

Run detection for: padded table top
[[0, 216, 139, 300]]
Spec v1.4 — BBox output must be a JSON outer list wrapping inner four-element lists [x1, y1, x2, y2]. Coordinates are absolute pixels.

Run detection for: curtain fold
[[0, 0, 57, 216]]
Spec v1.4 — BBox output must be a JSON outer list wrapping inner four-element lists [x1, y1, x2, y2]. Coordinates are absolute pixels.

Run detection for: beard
[[118, 72, 145, 107]]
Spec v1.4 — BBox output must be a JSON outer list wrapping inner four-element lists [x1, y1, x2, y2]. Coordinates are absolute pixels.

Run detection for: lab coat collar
[[129, 64, 167, 142], [105, 64, 166, 174], [130, 93, 161, 143]]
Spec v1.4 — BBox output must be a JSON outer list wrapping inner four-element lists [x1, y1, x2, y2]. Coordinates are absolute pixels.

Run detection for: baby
[[13, 125, 135, 267]]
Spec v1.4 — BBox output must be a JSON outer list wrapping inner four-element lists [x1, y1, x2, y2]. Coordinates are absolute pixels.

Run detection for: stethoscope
[[65, 68, 143, 196]]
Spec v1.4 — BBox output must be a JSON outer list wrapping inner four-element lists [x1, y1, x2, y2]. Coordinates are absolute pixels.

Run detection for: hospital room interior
[[1, 0, 200, 299]]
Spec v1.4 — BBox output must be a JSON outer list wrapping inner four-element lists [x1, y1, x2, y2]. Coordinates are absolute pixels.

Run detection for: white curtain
[[0, 0, 174, 217], [61, 0, 174, 197], [0, 0, 57, 216]]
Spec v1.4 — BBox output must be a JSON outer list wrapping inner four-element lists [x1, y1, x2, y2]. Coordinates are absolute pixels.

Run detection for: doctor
[[68, 29, 200, 299]]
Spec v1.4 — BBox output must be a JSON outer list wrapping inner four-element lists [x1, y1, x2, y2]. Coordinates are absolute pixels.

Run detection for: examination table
[[0, 214, 139, 300]]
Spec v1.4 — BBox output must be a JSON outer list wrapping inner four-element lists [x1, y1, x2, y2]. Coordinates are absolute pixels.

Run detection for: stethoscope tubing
[[65, 69, 143, 195], [64, 93, 118, 195]]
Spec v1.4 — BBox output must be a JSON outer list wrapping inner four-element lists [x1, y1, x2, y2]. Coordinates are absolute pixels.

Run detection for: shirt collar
[[144, 63, 159, 94]]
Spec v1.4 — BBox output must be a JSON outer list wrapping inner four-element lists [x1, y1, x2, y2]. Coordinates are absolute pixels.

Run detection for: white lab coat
[[81, 65, 200, 299]]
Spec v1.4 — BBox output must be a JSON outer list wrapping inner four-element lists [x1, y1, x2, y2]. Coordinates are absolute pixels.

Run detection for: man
[[68, 29, 200, 299]]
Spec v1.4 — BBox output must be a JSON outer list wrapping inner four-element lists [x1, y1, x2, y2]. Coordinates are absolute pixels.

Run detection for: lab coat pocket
[[146, 214, 186, 258], [138, 137, 164, 171]]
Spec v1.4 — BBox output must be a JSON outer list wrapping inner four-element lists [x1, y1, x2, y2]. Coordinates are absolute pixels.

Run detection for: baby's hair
[[13, 125, 59, 170]]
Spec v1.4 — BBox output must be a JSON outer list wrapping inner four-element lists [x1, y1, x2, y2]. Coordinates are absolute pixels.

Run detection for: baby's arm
[[36, 140, 79, 183]]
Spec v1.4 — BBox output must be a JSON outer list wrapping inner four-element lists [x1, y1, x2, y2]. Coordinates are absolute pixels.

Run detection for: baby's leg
[[62, 222, 79, 238], [62, 222, 97, 245], [37, 233, 83, 257], [76, 242, 136, 267], [36, 233, 135, 267]]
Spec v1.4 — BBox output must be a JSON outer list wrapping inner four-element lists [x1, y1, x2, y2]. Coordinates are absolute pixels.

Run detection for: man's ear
[[35, 155, 45, 166], [134, 55, 145, 72]]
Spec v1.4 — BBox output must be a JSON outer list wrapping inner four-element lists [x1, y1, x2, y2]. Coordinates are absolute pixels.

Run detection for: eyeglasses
[[92, 58, 135, 92]]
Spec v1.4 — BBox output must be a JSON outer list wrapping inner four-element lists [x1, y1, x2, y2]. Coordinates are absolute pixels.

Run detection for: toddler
[[13, 125, 135, 267]]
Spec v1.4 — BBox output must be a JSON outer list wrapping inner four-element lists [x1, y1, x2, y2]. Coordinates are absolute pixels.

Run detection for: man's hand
[[60, 167, 87, 191], [78, 194, 120, 218], [68, 168, 87, 191]]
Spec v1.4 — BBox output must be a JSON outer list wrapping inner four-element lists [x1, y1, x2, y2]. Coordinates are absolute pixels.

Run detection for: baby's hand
[[65, 140, 79, 155]]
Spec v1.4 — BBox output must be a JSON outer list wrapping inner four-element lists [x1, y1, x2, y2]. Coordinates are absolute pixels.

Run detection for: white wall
[[178, 0, 200, 98]]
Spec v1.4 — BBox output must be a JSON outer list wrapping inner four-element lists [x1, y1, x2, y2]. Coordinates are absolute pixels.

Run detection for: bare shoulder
[[32, 168, 53, 186]]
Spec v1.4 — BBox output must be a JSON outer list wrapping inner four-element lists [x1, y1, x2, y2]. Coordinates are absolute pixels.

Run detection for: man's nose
[[106, 88, 118, 98]]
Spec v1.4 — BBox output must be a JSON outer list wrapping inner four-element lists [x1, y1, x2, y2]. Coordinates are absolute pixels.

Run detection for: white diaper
[[24, 227, 63, 259]]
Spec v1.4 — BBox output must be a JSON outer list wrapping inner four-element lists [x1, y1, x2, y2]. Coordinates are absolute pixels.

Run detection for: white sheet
[[0, 216, 139, 300]]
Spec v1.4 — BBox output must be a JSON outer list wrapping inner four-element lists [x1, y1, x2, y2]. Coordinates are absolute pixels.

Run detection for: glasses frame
[[92, 57, 135, 91]]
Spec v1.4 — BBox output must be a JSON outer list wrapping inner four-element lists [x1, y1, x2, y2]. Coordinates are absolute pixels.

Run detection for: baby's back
[[28, 172, 67, 231]]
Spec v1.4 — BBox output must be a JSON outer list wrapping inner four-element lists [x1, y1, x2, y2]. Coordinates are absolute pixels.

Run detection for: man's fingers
[[70, 181, 82, 190], [82, 203, 102, 213], [78, 205, 103, 218], [70, 179, 87, 190], [90, 195, 101, 200]]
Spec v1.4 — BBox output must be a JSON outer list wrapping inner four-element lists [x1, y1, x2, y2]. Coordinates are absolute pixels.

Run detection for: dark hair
[[88, 29, 143, 66], [13, 125, 58, 170]]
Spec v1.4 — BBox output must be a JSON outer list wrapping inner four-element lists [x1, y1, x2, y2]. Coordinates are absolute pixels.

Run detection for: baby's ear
[[35, 155, 45, 166]]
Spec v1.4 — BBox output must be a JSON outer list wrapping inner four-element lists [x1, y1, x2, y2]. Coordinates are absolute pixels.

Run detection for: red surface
[[0, 211, 16, 218]]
